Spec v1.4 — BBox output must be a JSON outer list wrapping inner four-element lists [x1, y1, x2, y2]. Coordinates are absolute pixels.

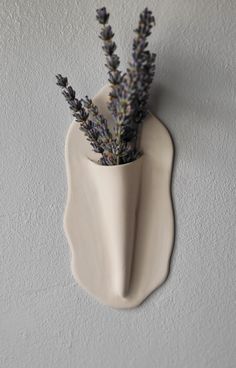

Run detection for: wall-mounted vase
[[64, 85, 174, 309]]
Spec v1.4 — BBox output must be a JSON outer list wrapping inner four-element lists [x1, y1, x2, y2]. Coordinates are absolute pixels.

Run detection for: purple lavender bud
[[96, 7, 110, 25]]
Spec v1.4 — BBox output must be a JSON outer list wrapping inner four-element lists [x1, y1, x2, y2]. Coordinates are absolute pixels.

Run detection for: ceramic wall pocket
[[64, 86, 174, 309], [56, 7, 174, 308]]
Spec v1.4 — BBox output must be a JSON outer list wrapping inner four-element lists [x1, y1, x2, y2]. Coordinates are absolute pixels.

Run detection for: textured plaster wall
[[1, 0, 236, 367]]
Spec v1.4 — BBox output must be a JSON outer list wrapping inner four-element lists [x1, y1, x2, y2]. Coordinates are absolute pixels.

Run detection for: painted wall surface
[[1, 0, 235, 367]]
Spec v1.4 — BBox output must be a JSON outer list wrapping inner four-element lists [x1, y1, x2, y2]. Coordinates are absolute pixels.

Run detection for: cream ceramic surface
[[86, 156, 143, 298], [64, 85, 174, 308]]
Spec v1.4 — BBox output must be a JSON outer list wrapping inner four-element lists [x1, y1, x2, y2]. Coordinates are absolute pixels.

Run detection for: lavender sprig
[[82, 96, 118, 165], [56, 74, 115, 165], [117, 8, 156, 152], [129, 8, 156, 146], [96, 7, 131, 165], [96, 7, 124, 119]]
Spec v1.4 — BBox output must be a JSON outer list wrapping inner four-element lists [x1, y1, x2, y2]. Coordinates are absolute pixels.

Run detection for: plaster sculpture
[[64, 85, 174, 309]]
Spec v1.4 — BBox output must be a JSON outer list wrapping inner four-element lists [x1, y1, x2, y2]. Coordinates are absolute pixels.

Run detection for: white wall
[[1, 0, 236, 367]]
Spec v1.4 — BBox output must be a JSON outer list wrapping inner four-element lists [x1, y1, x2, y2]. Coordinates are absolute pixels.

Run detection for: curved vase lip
[[85, 153, 144, 169]]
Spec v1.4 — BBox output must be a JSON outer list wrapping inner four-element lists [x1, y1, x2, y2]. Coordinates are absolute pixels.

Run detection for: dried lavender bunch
[[56, 74, 116, 165], [56, 7, 156, 166]]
